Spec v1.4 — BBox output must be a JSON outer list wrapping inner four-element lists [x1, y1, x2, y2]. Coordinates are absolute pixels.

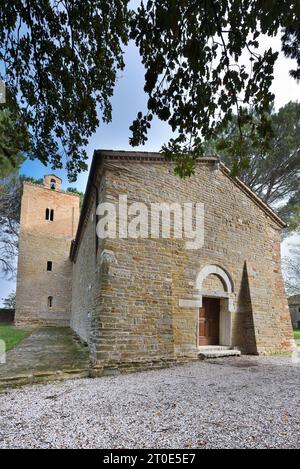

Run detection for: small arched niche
[[202, 274, 227, 293]]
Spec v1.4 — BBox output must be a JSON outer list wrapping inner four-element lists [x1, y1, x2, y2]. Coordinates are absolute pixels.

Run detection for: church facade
[[15, 150, 294, 373]]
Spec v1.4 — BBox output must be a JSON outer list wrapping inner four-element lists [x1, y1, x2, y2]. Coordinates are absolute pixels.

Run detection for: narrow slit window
[[45, 208, 50, 220], [47, 261, 52, 272], [48, 296, 53, 308], [50, 209, 54, 221]]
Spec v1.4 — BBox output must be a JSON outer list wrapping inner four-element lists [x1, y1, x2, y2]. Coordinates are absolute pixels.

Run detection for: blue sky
[[20, 42, 173, 194], [0, 33, 300, 305]]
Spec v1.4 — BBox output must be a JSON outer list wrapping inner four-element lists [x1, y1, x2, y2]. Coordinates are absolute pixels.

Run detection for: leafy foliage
[[282, 27, 300, 80], [0, 109, 30, 179], [0, 175, 21, 279], [0, 1, 299, 180], [130, 0, 300, 177], [0, 0, 130, 181], [1, 291, 16, 309], [20, 176, 44, 185], [208, 102, 300, 233], [66, 187, 84, 209], [283, 245, 300, 296]]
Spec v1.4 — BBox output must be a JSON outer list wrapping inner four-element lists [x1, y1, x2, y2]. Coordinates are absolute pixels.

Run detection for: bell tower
[[44, 174, 62, 191], [15, 175, 80, 326]]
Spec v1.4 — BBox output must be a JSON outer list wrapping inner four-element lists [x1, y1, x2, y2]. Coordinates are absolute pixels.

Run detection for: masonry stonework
[[15, 151, 293, 372], [15, 176, 80, 327], [69, 151, 293, 374]]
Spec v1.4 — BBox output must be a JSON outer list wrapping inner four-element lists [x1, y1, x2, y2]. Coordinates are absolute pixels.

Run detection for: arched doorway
[[196, 265, 235, 347]]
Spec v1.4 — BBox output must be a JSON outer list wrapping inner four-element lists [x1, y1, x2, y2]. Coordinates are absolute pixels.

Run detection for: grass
[[0, 323, 31, 352], [294, 329, 300, 347]]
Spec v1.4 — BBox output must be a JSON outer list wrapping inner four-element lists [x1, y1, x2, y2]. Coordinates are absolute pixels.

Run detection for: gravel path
[[0, 356, 299, 449]]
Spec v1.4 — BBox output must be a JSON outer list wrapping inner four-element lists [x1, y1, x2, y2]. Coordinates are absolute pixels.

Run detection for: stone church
[[15, 150, 294, 373]]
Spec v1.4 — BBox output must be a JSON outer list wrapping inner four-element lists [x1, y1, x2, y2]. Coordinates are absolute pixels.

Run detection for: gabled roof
[[44, 174, 63, 182], [218, 162, 286, 228], [70, 150, 286, 261]]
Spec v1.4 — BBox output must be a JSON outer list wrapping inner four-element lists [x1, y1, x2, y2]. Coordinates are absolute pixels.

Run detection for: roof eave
[[219, 162, 287, 229]]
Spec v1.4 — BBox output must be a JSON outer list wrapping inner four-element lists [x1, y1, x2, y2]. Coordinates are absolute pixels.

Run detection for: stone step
[[198, 346, 232, 352], [198, 348, 241, 360]]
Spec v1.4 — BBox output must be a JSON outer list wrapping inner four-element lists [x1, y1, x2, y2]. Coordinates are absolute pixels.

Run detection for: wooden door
[[199, 298, 220, 346]]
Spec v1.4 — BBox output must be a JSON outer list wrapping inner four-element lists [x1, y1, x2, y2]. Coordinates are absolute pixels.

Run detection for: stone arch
[[202, 274, 226, 292], [195, 265, 235, 347], [196, 264, 234, 294], [50, 179, 56, 190]]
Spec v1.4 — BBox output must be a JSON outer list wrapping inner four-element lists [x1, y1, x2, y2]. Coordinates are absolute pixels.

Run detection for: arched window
[[48, 296, 53, 308], [50, 179, 56, 190], [45, 208, 54, 221]]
